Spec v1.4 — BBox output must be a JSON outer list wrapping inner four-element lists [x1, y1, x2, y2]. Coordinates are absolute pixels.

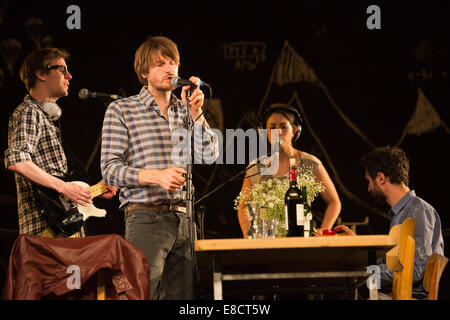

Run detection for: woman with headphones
[[237, 103, 341, 237]]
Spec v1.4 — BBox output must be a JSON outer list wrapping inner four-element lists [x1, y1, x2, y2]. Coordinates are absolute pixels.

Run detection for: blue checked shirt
[[376, 190, 444, 298], [101, 87, 219, 209]]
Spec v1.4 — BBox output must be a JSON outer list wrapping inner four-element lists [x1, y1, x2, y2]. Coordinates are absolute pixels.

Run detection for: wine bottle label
[[304, 221, 310, 230], [296, 204, 304, 226], [284, 204, 289, 231]]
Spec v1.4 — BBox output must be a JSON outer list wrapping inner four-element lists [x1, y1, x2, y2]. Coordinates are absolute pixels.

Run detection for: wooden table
[[195, 232, 398, 300]]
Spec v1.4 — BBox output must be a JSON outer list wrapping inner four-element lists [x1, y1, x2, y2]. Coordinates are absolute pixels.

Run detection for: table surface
[[195, 234, 397, 251], [194, 230, 399, 299], [195, 235, 396, 272]]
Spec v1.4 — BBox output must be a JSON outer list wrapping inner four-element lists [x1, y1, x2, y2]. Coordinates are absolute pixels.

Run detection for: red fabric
[[2, 234, 150, 300]]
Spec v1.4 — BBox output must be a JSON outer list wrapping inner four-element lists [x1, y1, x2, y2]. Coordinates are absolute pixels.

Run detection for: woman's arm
[[314, 163, 341, 231], [237, 174, 254, 238]]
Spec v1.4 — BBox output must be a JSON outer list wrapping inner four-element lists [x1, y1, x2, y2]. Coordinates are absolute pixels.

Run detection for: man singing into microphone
[[5, 47, 117, 238], [100, 36, 218, 300]]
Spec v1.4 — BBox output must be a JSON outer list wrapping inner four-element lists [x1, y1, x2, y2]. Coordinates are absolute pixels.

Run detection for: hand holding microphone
[[174, 76, 207, 123], [170, 76, 207, 88]]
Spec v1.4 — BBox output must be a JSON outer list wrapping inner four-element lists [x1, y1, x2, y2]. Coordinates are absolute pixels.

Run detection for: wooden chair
[[422, 253, 448, 300], [386, 217, 416, 300], [97, 269, 106, 300]]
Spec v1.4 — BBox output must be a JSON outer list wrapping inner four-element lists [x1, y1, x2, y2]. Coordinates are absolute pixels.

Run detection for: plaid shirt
[[4, 95, 68, 235], [101, 87, 218, 209]]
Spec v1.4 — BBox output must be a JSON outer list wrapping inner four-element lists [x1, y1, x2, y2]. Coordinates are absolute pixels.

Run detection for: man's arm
[[408, 205, 436, 283], [8, 161, 92, 206], [6, 106, 91, 205], [101, 103, 188, 191], [180, 76, 219, 165]]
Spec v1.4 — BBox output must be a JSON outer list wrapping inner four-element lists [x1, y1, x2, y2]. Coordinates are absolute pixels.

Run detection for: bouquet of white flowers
[[234, 163, 325, 234]]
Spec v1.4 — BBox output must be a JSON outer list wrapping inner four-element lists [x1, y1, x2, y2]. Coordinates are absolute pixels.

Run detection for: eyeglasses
[[47, 65, 69, 75]]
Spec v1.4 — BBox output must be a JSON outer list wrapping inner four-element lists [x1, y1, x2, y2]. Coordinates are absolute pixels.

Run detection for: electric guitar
[[33, 179, 109, 237]]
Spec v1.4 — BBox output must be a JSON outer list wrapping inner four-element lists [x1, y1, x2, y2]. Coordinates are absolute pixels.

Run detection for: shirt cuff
[[4, 149, 32, 168]]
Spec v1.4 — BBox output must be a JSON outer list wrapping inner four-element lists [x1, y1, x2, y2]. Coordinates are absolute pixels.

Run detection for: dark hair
[[19, 47, 70, 91], [260, 103, 302, 145], [360, 146, 410, 185]]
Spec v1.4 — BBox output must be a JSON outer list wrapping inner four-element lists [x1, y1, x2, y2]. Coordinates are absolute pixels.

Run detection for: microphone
[[255, 149, 281, 176], [170, 76, 207, 89], [78, 88, 123, 100]]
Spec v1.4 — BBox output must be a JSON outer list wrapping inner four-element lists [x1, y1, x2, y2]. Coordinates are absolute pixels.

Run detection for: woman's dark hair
[[260, 104, 302, 145]]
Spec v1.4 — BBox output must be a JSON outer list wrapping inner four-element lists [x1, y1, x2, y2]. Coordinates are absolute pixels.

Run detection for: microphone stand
[[84, 97, 115, 172], [194, 162, 258, 239], [195, 163, 257, 206], [184, 88, 197, 299]]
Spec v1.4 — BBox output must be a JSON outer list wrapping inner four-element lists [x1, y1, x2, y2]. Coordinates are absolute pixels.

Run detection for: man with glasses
[[5, 47, 117, 237]]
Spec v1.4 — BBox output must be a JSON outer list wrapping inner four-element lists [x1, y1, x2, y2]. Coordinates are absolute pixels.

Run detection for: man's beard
[[149, 77, 173, 92], [371, 185, 387, 205]]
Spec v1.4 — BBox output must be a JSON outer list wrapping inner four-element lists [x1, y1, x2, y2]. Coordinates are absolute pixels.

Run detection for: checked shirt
[[101, 87, 219, 209], [5, 95, 68, 235]]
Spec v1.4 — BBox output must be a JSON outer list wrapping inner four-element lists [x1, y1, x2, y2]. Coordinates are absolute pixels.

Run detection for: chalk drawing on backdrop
[[257, 40, 376, 148], [223, 41, 266, 72], [396, 88, 450, 146]]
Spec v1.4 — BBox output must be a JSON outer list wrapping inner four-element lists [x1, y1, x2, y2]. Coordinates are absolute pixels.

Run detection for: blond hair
[[134, 36, 180, 85]]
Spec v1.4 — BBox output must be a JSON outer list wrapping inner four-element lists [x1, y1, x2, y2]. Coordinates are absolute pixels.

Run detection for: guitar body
[[32, 178, 108, 237], [71, 181, 107, 220]]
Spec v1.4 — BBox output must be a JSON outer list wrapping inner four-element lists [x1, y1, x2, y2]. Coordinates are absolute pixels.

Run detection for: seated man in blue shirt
[[335, 146, 444, 299]]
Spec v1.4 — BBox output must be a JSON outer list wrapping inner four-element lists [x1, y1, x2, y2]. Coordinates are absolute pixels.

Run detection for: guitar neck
[[88, 181, 109, 198]]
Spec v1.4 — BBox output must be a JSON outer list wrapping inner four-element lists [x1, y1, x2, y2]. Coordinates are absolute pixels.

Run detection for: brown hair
[[360, 146, 410, 186], [134, 36, 180, 85], [19, 47, 70, 91]]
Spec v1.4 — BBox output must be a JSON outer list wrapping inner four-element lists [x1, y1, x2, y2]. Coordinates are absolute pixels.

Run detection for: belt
[[126, 203, 187, 214]]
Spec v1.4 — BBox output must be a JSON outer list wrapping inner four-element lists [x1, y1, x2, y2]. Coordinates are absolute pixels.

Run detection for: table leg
[[368, 276, 379, 300], [213, 255, 223, 300]]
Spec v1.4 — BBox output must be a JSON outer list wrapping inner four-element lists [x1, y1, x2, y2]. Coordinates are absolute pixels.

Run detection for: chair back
[[387, 217, 416, 300], [423, 253, 448, 300]]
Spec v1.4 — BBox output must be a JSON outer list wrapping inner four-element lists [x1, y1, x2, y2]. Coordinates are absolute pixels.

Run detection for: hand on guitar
[[100, 184, 118, 199], [61, 181, 92, 206]]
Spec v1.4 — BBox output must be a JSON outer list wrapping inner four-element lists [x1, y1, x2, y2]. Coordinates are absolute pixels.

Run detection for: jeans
[[124, 207, 193, 300]]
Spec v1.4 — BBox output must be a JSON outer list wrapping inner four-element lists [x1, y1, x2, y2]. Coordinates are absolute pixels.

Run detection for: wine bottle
[[284, 158, 304, 237], [301, 186, 313, 237]]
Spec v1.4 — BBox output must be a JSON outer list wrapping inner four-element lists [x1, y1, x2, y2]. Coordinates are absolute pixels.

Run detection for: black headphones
[[258, 103, 303, 143]]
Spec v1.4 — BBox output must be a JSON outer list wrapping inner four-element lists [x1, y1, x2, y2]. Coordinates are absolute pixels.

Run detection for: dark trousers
[[124, 207, 193, 300]]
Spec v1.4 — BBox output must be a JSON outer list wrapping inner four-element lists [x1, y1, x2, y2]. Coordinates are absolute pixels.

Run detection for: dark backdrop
[[0, 0, 449, 298]]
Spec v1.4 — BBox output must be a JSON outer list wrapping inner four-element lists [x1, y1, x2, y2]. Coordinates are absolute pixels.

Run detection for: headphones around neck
[[41, 101, 62, 121], [257, 103, 303, 143], [27, 95, 62, 121]]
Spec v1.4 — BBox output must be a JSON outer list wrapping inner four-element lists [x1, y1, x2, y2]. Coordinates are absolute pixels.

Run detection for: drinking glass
[[245, 201, 262, 239]]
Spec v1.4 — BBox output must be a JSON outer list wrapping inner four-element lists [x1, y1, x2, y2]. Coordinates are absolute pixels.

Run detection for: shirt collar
[[390, 190, 416, 216], [139, 86, 180, 112]]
